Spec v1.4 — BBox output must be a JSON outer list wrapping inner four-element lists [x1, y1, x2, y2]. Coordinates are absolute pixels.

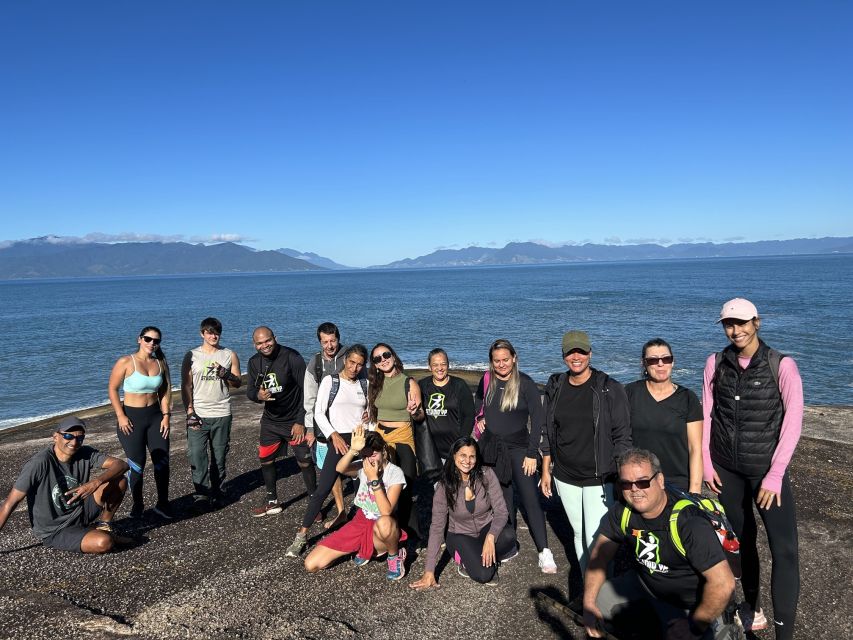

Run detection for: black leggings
[[118, 404, 170, 507], [301, 434, 350, 528], [446, 522, 518, 583], [714, 464, 799, 640], [390, 440, 421, 539], [501, 447, 548, 552]]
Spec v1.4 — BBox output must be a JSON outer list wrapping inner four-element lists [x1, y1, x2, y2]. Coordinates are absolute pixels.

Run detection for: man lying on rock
[[0, 416, 131, 553]]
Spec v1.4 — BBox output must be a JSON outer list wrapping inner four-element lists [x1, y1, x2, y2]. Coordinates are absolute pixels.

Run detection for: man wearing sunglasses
[[583, 449, 737, 640], [0, 417, 130, 553]]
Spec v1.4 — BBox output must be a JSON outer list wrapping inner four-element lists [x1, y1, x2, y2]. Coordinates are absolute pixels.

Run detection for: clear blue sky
[[1, 1, 850, 267]]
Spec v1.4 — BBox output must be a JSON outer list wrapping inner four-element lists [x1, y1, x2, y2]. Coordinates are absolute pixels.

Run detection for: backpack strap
[[313, 354, 324, 385], [668, 499, 694, 558], [359, 377, 368, 397], [326, 374, 341, 412], [619, 505, 632, 535], [766, 348, 784, 387]]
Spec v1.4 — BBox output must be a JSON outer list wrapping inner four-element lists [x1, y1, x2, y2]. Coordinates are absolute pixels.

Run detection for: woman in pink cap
[[702, 298, 802, 639]]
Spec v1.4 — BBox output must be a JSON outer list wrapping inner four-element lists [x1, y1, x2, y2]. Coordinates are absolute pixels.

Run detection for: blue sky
[[1, 2, 850, 267]]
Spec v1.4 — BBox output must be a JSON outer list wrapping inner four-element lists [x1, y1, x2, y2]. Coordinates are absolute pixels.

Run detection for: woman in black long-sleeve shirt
[[475, 339, 557, 574]]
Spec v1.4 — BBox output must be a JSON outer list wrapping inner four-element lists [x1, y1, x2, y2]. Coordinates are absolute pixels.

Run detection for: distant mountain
[[373, 237, 853, 268], [276, 248, 352, 270], [0, 238, 323, 279]]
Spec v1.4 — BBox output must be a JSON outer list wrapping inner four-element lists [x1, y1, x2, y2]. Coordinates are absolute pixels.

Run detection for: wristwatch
[[368, 479, 382, 489]]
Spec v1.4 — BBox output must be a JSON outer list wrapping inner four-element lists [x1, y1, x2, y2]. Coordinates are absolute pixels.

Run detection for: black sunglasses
[[371, 351, 393, 365], [618, 472, 659, 491], [141, 335, 161, 345], [59, 432, 85, 443], [644, 356, 673, 366]]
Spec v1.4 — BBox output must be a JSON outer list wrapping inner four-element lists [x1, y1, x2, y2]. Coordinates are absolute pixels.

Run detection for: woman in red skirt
[[303, 426, 408, 581]]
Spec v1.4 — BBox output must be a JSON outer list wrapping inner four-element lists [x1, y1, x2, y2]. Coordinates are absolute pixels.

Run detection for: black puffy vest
[[710, 341, 784, 477]]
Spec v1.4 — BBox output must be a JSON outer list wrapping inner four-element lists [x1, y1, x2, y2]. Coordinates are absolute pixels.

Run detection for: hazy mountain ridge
[[373, 237, 853, 268], [0, 239, 322, 280], [276, 248, 352, 270]]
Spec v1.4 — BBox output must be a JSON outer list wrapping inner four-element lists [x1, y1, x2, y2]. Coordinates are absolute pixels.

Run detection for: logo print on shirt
[[632, 530, 669, 574], [426, 392, 448, 418], [51, 476, 81, 513], [202, 359, 221, 382], [264, 373, 283, 394]]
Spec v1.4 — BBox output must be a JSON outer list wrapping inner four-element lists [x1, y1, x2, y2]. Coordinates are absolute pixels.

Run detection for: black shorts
[[42, 495, 102, 553], [258, 421, 312, 463]]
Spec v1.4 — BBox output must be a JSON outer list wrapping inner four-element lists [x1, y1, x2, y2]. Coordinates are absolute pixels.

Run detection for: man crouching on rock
[[0, 416, 131, 553]]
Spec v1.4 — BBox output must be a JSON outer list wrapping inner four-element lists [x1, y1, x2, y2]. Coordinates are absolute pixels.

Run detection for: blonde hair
[[487, 339, 520, 412]]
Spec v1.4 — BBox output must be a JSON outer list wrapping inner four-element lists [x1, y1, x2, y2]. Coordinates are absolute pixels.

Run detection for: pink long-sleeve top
[[702, 352, 803, 494]]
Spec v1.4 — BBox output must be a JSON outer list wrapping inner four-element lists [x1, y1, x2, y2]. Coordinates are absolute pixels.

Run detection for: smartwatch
[[368, 479, 382, 489]]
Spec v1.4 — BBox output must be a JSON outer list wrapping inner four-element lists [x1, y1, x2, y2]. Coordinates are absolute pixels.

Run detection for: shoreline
[[4, 369, 852, 446]]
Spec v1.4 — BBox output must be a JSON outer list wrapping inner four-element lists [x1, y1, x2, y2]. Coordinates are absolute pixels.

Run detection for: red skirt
[[318, 510, 407, 559]]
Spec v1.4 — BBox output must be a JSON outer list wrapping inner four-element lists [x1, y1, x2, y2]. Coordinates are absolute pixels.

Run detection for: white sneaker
[[538, 548, 557, 574]]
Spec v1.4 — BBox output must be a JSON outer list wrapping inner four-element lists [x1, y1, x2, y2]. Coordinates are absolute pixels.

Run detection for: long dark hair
[[137, 325, 170, 390], [442, 437, 486, 511], [366, 343, 405, 422], [138, 326, 166, 362]]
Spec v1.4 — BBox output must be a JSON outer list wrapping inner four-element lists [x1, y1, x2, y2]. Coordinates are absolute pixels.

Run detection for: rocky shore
[[0, 372, 850, 639]]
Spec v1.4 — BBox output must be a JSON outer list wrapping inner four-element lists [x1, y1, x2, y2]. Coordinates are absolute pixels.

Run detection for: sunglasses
[[141, 336, 162, 345], [59, 432, 85, 443], [371, 351, 393, 365], [644, 356, 673, 366], [618, 472, 659, 491]]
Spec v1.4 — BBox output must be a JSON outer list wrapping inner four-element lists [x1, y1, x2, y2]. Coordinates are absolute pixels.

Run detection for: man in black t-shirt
[[246, 326, 314, 517], [583, 449, 736, 640], [0, 417, 129, 553]]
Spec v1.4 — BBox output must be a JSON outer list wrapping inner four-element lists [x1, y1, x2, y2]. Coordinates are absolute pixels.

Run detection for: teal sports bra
[[123, 355, 163, 394]]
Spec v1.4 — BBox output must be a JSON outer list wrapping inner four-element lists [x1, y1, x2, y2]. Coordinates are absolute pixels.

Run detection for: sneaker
[[352, 555, 370, 567], [386, 548, 407, 581], [500, 545, 520, 564], [284, 533, 306, 558], [252, 501, 283, 518], [129, 503, 144, 519], [484, 572, 500, 586], [538, 548, 557, 574], [735, 604, 768, 631], [457, 564, 470, 579], [152, 502, 174, 520]]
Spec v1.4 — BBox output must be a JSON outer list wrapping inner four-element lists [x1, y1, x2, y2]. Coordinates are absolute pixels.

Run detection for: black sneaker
[[129, 502, 144, 519], [153, 502, 174, 520]]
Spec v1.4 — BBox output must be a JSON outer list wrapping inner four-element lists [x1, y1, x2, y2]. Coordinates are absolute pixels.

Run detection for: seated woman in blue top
[[108, 326, 173, 519], [410, 437, 518, 588]]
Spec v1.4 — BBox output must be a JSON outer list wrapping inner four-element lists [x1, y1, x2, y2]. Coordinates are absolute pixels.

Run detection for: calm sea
[[1, 254, 851, 430]]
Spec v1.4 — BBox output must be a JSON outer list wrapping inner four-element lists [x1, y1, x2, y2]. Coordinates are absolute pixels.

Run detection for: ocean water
[[1, 254, 851, 430]]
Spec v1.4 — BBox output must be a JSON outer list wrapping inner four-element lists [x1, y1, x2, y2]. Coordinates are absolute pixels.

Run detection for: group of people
[[0, 298, 802, 639]]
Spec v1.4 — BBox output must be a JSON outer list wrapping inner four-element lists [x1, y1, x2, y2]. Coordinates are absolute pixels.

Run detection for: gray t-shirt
[[14, 446, 108, 539], [184, 346, 235, 418]]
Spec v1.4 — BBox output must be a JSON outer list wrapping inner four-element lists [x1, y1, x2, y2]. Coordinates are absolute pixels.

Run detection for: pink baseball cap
[[717, 298, 759, 323]]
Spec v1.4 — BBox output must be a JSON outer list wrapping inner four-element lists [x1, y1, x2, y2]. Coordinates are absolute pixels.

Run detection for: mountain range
[[0, 238, 321, 279], [1, 236, 851, 280], [374, 237, 853, 268]]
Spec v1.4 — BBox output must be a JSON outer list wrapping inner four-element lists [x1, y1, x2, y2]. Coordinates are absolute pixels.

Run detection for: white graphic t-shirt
[[353, 461, 406, 520]]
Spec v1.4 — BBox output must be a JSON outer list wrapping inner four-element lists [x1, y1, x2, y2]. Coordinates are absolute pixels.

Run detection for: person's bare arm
[[583, 535, 620, 638], [66, 456, 130, 506], [690, 559, 735, 630], [0, 488, 27, 532]]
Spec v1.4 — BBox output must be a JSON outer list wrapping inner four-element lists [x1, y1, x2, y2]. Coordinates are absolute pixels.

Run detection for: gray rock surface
[[0, 379, 850, 639]]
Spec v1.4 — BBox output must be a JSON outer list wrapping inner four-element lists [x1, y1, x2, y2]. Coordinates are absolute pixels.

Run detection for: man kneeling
[[584, 448, 736, 640], [0, 417, 130, 553]]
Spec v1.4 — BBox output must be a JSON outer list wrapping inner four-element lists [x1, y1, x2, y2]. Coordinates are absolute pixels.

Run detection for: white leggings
[[554, 478, 613, 573]]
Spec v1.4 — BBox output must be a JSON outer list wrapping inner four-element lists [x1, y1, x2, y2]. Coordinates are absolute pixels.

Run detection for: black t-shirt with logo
[[419, 376, 475, 460], [599, 494, 726, 610]]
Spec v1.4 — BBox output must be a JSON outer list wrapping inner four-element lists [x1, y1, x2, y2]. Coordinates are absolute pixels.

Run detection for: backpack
[[620, 484, 742, 579]]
